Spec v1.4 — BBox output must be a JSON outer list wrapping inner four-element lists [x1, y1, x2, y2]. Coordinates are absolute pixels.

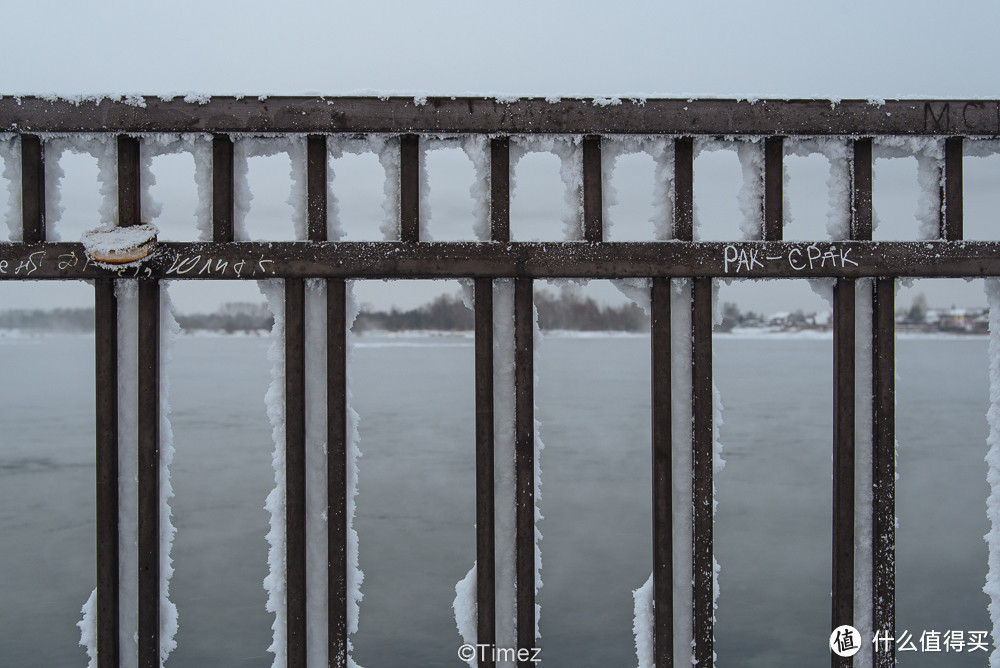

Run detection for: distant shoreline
[[0, 327, 988, 340]]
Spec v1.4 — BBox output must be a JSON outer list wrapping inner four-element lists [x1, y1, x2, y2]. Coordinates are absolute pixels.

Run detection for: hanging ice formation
[[77, 134, 180, 666], [245, 135, 377, 667], [985, 279, 1000, 668]]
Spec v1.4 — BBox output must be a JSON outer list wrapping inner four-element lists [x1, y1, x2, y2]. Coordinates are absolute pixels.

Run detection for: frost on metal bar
[[984, 278, 1000, 667], [78, 137, 181, 668], [853, 279, 875, 668], [0, 134, 21, 242], [117, 281, 141, 668], [494, 279, 517, 663]]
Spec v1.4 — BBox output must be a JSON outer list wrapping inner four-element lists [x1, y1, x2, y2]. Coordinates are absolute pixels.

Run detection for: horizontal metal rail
[[1, 96, 998, 135], [3, 240, 1000, 280]]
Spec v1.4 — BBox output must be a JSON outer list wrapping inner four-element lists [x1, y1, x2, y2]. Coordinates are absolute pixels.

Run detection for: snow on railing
[[2, 96, 1000, 668]]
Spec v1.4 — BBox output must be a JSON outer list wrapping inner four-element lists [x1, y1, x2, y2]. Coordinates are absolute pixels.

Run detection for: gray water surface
[[0, 333, 991, 667]]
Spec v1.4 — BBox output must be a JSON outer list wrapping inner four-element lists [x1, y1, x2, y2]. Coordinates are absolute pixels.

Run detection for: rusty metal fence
[[2, 96, 1000, 668]]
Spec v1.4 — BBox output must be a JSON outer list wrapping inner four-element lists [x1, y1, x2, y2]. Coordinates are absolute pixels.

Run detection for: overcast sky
[[1, 0, 999, 314]]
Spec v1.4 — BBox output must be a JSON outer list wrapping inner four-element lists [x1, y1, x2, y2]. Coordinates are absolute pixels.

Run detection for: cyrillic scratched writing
[[0, 251, 45, 276], [723, 244, 859, 274], [165, 254, 275, 278]]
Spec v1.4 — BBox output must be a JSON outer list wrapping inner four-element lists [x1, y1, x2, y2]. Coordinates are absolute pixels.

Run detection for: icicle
[[233, 135, 308, 241], [785, 138, 851, 240], [461, 135, 491, 242], [984, 278, 1000, 668], [260, 279, 288, 666], [671, 278, 694, 665], [117, 279, 140, 668], [184, 135, 213, 241], [78, 589, 98, 666], [305, 279, 329, 667], [874, 138, 945, 240], [494, 279, 517, 666], [853, 278, 874, 668], [256, 135, 314, 664], [345, 282, 365, 667], [606, 136, 672, 305], [42, 134, 117, 241], [138, 133, 213, 241], [632, 574, 654, 668], [531, 301, 545, 643], [601, 138, 625, 241], [76, 136, 154, 666], [691, 138, 763, 241], [159, 282, 180, 663], [1, 135, 21, 241], [418, 137, 432, 241], [375, 136, 401, 241], [602, 135, 672, 244], [510, 136, 583, 241], [453, 564, 478, 667], [452, 138, 491, 663], [710, 288, 726, 657], [323, 138, 367, 665], [735, 139, 765, 241], [651, 139, 676, 241]]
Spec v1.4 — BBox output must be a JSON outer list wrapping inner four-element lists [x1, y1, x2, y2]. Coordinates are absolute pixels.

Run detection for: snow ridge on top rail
[[1, 96, 998, 135]]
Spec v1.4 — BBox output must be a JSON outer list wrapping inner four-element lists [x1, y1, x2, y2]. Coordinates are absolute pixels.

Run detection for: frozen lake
[[0, 331, 992, 667]]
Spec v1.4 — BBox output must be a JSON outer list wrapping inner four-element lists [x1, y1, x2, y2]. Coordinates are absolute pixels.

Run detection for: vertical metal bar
[[691, 277, 713, 667], [674, 138, 694, 242], [136, 279, 160, 668], [475, 277, 497, 668], [95, 279, 120, 668], [763, 136, 783, 241], [944, 136, 963, 241], [117, 136, 141, 227], [583, 135, 603, 242], [327, 278, 348, 668], [286, 278, 307, 667], [400, 134, 420, 243], [20, 134, 45, 243], [491, 137, 510, 243], [308, 135, 328, 242], [852, 139, 873, 241], [871, 278, 895, 668], [832, 278, 856, 668], [213, 134, 235, 243], [514, 277, 535, 668], [651, 277, 673, 668]]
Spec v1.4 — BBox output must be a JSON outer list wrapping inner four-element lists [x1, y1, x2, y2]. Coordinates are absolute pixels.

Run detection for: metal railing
[[2, 96, 1000, 668]]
